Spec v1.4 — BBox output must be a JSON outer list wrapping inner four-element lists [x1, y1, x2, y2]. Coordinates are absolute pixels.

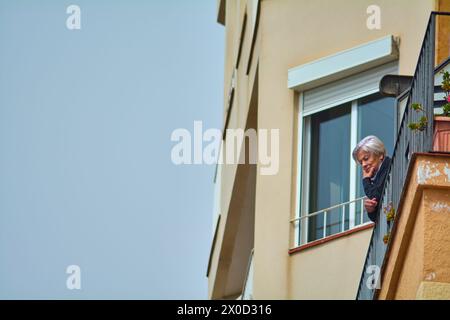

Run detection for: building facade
[[208, 0, 450, 299]]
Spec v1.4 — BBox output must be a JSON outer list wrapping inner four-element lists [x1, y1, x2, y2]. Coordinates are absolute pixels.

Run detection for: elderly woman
[[352, 135, 391, 222]]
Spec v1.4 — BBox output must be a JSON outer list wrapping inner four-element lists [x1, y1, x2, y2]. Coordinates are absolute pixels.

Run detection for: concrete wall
[[289, 227, 373, 299], [209, 0, 440, 300], [208, 0, 262, 299], [378, 154, 450, 299], [254, 0, 435, 299]]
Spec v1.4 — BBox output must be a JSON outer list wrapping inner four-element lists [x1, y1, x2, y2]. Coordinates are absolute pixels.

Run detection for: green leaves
[[408, 115, 428, 131], [443, 103, 450, 117], [408, 70, 450, 129], [442, 70, 450, 92], [383, 202, 395, 222], [411, 103, 424, 112]]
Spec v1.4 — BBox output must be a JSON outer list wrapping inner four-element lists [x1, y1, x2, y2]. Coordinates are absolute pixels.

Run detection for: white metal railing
[[290, 196, 368, 247]]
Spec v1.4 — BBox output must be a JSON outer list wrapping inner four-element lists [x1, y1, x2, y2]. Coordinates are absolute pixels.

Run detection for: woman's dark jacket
[[362, 156, 391, 222]]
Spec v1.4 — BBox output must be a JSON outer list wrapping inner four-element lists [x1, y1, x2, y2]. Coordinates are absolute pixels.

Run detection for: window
[[308, 104, 351, 241], [288, 36, 400, 247], [355, 93, 395, 224], [299, 92, 395, 244]]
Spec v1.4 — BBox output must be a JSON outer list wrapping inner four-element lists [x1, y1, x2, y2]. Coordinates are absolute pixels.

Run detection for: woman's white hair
[[352, 135, 386, 164]]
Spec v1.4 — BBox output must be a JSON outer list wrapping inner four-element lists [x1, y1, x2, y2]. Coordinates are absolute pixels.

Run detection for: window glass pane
[[308, 104, 351, 241], [356, 93, 396, 223]]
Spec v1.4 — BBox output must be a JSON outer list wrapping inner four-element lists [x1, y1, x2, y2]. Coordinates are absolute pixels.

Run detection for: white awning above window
[[288, 35, 399, 92]]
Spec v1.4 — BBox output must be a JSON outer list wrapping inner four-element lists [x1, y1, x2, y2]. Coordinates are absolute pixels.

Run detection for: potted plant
[[383, 202, 395, 223], [407, 103, 427, 131], [408, 70, 450, 152]]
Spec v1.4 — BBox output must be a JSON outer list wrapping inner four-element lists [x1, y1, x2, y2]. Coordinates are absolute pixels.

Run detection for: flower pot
[[433, 116, 450, 152]]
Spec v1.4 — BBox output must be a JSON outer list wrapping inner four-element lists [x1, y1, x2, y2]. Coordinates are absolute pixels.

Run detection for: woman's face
[[357, 150, 384, 177]]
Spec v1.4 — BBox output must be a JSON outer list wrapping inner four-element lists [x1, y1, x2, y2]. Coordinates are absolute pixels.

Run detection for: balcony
[[290, 197, 371, 249], [357, 12, 450, 300]]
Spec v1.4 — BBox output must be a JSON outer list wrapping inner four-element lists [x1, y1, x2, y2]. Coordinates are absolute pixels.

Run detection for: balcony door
[[308, 104, 351, 242], [302, 93, 395, 243]]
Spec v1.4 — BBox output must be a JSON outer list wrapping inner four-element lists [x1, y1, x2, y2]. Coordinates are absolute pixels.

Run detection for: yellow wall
[[437, 0, 450, 64], [289, 228, 373, 299], [254, 0, 435, 299], [208, 0, 260, 299], [416, 281, 450, 300], [209, 0, 439, 299], [377, 154, 450, 299]]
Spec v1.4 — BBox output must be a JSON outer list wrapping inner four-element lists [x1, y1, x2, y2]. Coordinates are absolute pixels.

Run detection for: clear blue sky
[[0, 0, 224, 299]]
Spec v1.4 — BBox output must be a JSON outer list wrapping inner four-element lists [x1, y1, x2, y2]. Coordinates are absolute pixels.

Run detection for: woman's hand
[[363, 166, 377, 179], [363, 167, 376, 178], [364, 198, 378, 213]]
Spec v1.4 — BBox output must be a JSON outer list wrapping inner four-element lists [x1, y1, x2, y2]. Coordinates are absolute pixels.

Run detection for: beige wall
[[416, 281, 450, 299], [377, 154, 450, 299], [208, 0, 262, 299], [254, 0, 435, 299], [209, 0, 440, 299], [392, 194, 425, 299], [289, 228, 373, 299], [394, 188, 450, 299]]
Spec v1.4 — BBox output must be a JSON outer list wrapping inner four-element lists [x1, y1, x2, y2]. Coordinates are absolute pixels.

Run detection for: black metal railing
[[356, 12, 450, 300]]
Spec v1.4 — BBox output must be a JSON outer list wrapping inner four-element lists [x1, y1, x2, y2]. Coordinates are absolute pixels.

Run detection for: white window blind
[[302, 61, 398, 117]]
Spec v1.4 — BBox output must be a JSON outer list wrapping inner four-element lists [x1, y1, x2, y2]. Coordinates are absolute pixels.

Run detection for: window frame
[[294, 64, 398, 246]]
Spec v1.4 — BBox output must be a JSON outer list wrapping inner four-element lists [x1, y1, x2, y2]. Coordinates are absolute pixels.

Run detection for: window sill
[[288, 222, 375, 255]]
